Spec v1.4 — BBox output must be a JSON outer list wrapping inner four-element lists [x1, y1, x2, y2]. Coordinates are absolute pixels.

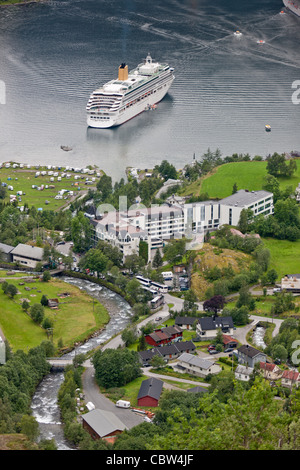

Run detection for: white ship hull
[[86, 54, 175, 129], [87, 79, 173, 128], [283, 0, 300, 16]]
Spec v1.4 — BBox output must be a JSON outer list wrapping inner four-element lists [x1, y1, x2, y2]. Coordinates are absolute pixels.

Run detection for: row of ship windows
[[91, 116, 110, 120]]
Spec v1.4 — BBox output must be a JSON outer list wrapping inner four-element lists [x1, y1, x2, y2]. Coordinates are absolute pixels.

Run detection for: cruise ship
[[86, 54, 174, 128], [283, 0, 300, 16]]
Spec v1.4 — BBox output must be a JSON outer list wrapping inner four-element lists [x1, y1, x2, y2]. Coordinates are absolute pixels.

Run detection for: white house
[[177, 352, 221, 378], [235, 364, 254, 382], [281, 370, 300, 389], [196, 316, 234, 341]]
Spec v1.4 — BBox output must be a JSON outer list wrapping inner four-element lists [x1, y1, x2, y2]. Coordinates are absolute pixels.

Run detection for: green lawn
[[0, 276, 110, 352], [181, 159, 300, 199], [262, 238, 300, 279], [0, 164, 101, 210]]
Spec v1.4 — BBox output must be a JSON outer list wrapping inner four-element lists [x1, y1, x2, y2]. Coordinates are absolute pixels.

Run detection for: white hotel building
[[91, 190, 273, 260]]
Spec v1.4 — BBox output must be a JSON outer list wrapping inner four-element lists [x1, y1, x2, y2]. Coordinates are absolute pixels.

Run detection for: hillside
[[180, 159, 300, 200], [190, 243, 251, 300]]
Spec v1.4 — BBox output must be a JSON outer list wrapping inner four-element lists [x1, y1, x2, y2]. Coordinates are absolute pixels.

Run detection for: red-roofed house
[[259, 362, 283, 381], [281, 369, 300, 389], [145, 326, 183, 347], [222, 334, 238, 349]]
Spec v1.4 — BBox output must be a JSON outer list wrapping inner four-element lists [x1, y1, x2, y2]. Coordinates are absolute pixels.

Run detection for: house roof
[[235, 364, 254, 376], [138, 341, 196, 363], [10, 244, 44, 261], [137, 377, 163, 401], [198, 316, 233, 331], [178, 352, 215, 370], [259, 362, 276, 372], [222, 334, 238, 345], [220, 189, 272, 208], [0, 243, 14, 254], [282, 370, 300, 381], [238, 344, 265, 358], [175, 316, 197, 326], [82, 409, 127, 437]]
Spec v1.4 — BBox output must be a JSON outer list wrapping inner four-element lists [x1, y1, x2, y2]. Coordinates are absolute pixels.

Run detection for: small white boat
[[234, 30, 242, 37], [265, 124, 271, 132], [257, 40, 265, 44]]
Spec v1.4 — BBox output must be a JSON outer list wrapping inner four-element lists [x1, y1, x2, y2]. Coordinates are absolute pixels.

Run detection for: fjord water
[[0, 0, 299, 180]]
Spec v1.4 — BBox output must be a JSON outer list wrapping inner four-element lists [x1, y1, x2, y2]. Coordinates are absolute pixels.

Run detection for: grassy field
[[0, 163, 101, 210], [262, 237, 300, 279], [0, 273, 110, 352], [181, 159, 300, 199]]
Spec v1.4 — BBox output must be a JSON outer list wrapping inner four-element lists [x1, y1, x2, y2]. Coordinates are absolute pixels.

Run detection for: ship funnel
[[118, 63, 128, 81]]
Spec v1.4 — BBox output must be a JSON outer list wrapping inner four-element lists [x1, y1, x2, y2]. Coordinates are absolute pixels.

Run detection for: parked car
[[209, 349, 218, 355], [155, 316, 162, 321], [207, 345, 216, 351], [224, 347, 234, 353]]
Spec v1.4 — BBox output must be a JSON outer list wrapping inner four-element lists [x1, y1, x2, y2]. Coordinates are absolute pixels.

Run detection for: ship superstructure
[[283, 0, 300, 17], [86, 54, 174, 128]]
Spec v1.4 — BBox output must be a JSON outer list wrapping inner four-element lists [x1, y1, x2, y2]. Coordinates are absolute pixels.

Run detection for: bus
[[135, 275, 151, 287], [162, 271, 173, 280], [150, 295, 165, 309], [150, 281, 168, 293]]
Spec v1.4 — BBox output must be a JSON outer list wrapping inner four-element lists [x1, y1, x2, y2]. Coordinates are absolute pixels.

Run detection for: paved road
[[82, 366, 145, 429]]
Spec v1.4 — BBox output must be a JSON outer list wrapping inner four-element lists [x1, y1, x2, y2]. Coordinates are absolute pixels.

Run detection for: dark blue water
[[0, 0, 299, 180]]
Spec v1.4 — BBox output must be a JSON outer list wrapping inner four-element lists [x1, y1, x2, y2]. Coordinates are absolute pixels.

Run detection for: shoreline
[[0, 0, 42, 7]]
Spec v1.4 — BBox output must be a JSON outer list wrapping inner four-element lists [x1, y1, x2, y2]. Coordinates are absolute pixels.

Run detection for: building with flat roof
[[89, 189, 273, 260]]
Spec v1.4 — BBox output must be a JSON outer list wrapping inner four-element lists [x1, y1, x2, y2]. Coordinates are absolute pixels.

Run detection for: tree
[[152, 249, 163, 268], [30, 303, 45, 324], [237, 208, 253, 234], [183, 289, 198, 313], [150, 355, 166, 369], [266, 153, 297, 178], [6, 284, 17, 299], [121, 327, 138, 347], [232, 182, 238, 194], [22, 300, 30, 312], [93, 349, 141, 388], [203, 295, 225, 314], [40, 294, 49, 306], [125, 278, 142, 301], [20, 415, 39, 442], [42, 271, 51, 282], [163, 239, 186, 264], [96, 174, 113, 201], [79, 248, 108, 278]]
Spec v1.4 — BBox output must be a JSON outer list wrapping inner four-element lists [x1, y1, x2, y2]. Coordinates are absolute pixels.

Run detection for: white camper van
[[115, 400, 130, 408]]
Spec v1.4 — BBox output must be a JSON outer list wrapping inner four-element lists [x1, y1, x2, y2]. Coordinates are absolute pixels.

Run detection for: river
[[30, 276, 133, 450], [0, 0, 300, 181]]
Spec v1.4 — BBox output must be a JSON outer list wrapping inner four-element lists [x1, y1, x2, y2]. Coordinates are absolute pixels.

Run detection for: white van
[[115, 400, 130, 408]]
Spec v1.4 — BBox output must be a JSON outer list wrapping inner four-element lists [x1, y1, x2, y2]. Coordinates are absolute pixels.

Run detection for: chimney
[[118, 63, 128, 81]]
